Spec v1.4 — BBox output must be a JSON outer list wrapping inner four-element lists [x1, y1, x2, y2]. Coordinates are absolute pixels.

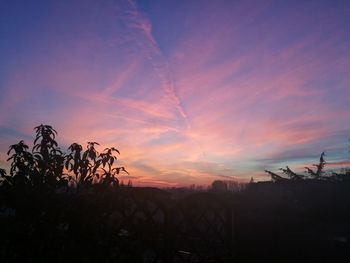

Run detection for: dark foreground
[[1, 180, 350, 262]]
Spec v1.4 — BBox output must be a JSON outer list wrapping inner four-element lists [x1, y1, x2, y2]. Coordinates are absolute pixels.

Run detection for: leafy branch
[[265, 152, 327, 182], [0, 124, 128, 191]]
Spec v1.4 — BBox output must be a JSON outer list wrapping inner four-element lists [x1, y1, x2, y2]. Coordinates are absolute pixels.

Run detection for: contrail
[[116, 0, 207, 163], [118, 0, 190, 126]]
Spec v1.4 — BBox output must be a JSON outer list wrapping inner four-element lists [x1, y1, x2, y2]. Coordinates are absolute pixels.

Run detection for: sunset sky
[[1, 0, 350, 186]]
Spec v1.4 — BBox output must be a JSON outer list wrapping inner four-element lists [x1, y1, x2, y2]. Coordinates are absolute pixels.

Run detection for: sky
[[0, 0, 350, 187]]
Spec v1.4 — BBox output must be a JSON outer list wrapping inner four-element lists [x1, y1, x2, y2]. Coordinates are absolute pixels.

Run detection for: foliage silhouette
[[265, 152, 330, 182], [0, 124, 128, 191], [304, 152, 326, 179], [211, 180, 228, 192]]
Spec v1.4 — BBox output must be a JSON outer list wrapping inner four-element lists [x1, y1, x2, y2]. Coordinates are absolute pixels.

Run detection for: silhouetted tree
[[265, 152, 329, 182], [127, 180, 133, 187], [264, 170, 288, 182], [211, 180, 228, 192], [280, 166, 304, 180], [65, 142, 128, 188], [304, 152, 325, 179], [0, 124, 128, 191], [33, 124, 66, 189]]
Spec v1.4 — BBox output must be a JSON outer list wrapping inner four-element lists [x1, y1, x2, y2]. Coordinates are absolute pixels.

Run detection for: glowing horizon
[[1, 0, 350, 186]]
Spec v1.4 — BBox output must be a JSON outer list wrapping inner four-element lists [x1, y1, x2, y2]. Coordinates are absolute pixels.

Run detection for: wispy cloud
[[120, 0, 189, 124]]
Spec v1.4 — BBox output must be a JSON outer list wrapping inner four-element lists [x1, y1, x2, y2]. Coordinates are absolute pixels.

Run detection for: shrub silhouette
[[264, 151, 348, 182], [304, 152, 326, 179], [65, 141, 128, 188], [211, 180, 228, 192], [0, 124, 128, 191]]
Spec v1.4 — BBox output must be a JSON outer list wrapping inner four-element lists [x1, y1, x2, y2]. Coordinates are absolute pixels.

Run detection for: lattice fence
[[0, 189, 236, 262]]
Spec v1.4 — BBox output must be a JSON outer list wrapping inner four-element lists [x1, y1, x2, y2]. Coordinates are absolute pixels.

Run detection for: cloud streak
[[120, 0, 189, 125]]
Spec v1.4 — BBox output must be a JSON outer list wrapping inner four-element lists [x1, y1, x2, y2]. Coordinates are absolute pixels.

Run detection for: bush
[[0, 124, 128, 192]]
